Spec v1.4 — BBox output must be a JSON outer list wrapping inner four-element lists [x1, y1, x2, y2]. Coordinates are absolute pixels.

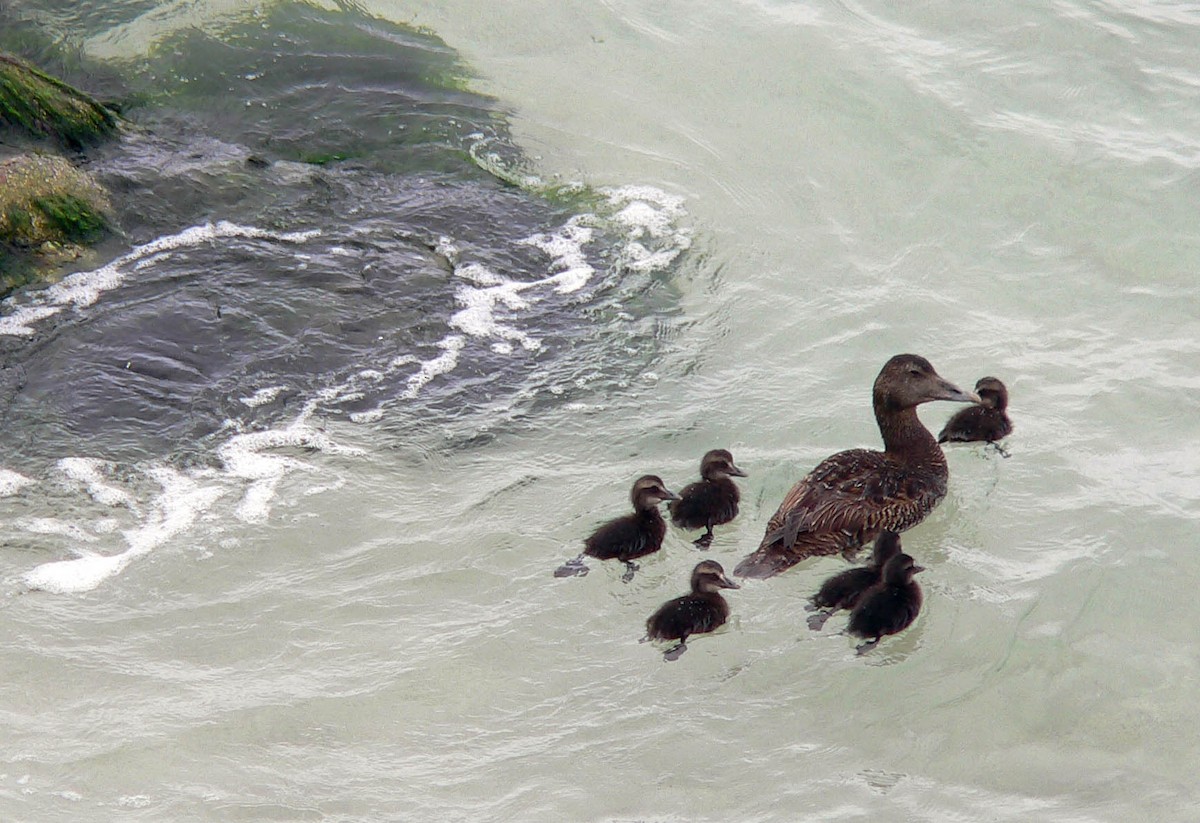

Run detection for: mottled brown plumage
[[734, 354, 978, 579], [938, 376, 1012, 445]]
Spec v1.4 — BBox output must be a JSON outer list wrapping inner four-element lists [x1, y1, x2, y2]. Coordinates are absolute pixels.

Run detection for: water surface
[[2, 1, 1199, 820]]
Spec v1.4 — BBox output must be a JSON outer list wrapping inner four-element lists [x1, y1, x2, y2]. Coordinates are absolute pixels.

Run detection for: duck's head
[[871, 530, 902, 566], [699, 448, 748, 480], [881, 552, 924, 585], [691, 559, 741, 593], [873, 354, 981, 412], [631, 475, 680, 509], [974, 376, 1009, 411]]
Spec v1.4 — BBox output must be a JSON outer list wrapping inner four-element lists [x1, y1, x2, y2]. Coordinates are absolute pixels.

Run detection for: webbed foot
[[620, 561, 640, 584], [807, 610, 833, 632], [553, 557, 589, 578], [855, 638, 881, 655], [663, 642, 687, 661]]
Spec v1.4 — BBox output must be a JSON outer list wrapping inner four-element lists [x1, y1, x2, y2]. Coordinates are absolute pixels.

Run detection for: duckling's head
[[873, 354, 980, 412], [691, 559, 741, 593], [871, 530, 902, 566], [699, 448, 748, 480], [881, 552, 924, 585], [631, 475, 680, 510], [974, 376, 1009, 411]]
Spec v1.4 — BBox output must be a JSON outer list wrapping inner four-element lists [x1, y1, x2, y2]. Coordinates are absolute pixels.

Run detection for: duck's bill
[[934, 378, 982, 404]]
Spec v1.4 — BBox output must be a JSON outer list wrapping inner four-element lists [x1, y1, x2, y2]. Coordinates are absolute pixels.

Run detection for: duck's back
[[812, 565, 881, 610], [938, 406, 1013, 443], [735, 448, 945, 578], [646, 593, 730, 641], [584, 511, 665, 561], [669, 478, 740, 529]]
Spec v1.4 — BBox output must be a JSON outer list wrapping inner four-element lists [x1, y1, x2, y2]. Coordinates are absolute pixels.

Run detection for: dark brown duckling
[[645, 559, 740, 661], [806, 530, 902, 631], [668, 448, 748, 548], [938, 376, 1012, 454], [734, 354, 978, 580], [554, 475, 680, 582], [847, 552, 924, 654]]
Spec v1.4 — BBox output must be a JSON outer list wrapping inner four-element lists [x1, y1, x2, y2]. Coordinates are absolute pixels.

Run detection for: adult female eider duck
[[847, 551, 924, 654], [938, 376, 1012, 448], [554, 475, 679, 581], [668, 448, 748, 547], [645, 559, 740, 661], [734, 354, 979, 579], [806, 530, 901, 631]]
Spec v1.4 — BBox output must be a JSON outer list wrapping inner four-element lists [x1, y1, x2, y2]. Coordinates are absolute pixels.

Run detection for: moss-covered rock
[[0, 152, 111, 296], [0, 52, 119, 149]]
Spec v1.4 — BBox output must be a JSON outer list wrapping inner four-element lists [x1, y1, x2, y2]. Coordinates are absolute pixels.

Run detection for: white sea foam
[[404, 335, 465, 398], [217, 419, 365, 523], [56, 457, 139, 510], [18, 518, 98, 543], [519, 216, 596, 294], [239, 386, 286, 407], [0, 469, 35, 497], [23, 466, 224, 594], [0, 221, 320, 338]]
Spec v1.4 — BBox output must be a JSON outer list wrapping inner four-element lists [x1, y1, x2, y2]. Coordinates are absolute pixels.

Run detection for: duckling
[[645, 559, 740, 661], [846, 552, 924, 654], [734, 354, 979, 579], [554, 475, 679, 582], [938, 376, 1012, 455], [669, 448, 748, 548], [806, 530, 902, 631]]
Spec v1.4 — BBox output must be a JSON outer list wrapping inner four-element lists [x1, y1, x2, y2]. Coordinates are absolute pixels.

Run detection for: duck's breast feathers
[[669, 478, 741, 528], [762, 448, 947, 550]]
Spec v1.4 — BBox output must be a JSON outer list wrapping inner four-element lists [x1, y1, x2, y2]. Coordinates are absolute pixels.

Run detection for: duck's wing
[[736, 449, 944, 578], [762, 449, 888, 547]]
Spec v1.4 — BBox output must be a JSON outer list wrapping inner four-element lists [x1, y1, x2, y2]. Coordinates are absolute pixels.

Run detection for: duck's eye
[[908, 368, 923, 377]]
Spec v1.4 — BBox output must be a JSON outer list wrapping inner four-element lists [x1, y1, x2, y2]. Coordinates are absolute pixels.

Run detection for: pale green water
[[2, 1, 1200, 820]]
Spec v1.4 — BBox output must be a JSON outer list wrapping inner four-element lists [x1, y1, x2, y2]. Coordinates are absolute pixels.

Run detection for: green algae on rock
[[0, 152, 111, 296], [0, 53, 119, 149]]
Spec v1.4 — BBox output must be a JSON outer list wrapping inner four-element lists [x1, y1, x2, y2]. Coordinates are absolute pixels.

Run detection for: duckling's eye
[[908, 368, 923, 377]]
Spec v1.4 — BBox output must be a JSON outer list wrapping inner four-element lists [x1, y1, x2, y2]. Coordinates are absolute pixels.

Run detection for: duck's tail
[[732, 549, 798, 579]]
